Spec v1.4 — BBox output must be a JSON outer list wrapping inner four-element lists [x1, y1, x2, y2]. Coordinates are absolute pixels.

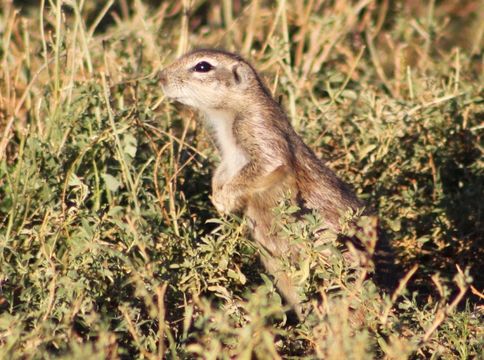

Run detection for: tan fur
[[159, 49, 364, 318]]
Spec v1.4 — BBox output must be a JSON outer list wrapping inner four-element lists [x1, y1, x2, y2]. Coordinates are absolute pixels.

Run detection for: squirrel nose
[[158, 70, 167, 85]]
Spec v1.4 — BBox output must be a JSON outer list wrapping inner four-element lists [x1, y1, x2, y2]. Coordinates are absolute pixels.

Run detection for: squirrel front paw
[[211, 186, 246, 214]]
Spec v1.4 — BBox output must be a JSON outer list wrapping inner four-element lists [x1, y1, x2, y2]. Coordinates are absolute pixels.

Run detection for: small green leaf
[[68, 173, 83, 187], [123, 133, 137, 158], [102, 173, 121, 192]]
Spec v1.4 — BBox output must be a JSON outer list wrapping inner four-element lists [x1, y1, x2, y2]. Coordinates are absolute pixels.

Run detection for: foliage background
[[0, 0, 482, 358]]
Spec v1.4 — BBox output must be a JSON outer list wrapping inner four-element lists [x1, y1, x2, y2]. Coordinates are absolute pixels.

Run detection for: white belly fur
[[203, 110, 249, 182]]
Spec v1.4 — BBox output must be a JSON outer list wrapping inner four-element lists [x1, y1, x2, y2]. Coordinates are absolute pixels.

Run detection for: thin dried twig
[[420, 266, 469, 344]]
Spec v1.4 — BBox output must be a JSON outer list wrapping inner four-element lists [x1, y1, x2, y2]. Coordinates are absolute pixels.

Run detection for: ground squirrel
[[159, 49, 365, 318]]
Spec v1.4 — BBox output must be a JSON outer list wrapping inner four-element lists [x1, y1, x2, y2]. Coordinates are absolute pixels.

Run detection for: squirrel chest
[[204, 110, 249, 182]]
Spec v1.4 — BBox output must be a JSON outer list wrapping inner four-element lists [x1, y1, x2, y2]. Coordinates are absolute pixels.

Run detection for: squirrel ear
[[232, 62, 251, 85]]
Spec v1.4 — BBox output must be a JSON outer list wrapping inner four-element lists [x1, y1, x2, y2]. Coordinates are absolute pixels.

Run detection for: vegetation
[[0, 0, 482, 358]]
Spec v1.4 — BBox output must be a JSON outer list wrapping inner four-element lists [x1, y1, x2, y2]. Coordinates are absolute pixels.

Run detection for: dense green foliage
[[0, 1, 482, 358]]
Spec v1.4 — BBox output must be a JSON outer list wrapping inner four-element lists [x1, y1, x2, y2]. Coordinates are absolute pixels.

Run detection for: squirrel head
[[159, 49, 268, 112]]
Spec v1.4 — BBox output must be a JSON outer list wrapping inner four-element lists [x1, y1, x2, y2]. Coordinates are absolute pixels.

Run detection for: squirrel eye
[[193, 61, 213, 72]]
